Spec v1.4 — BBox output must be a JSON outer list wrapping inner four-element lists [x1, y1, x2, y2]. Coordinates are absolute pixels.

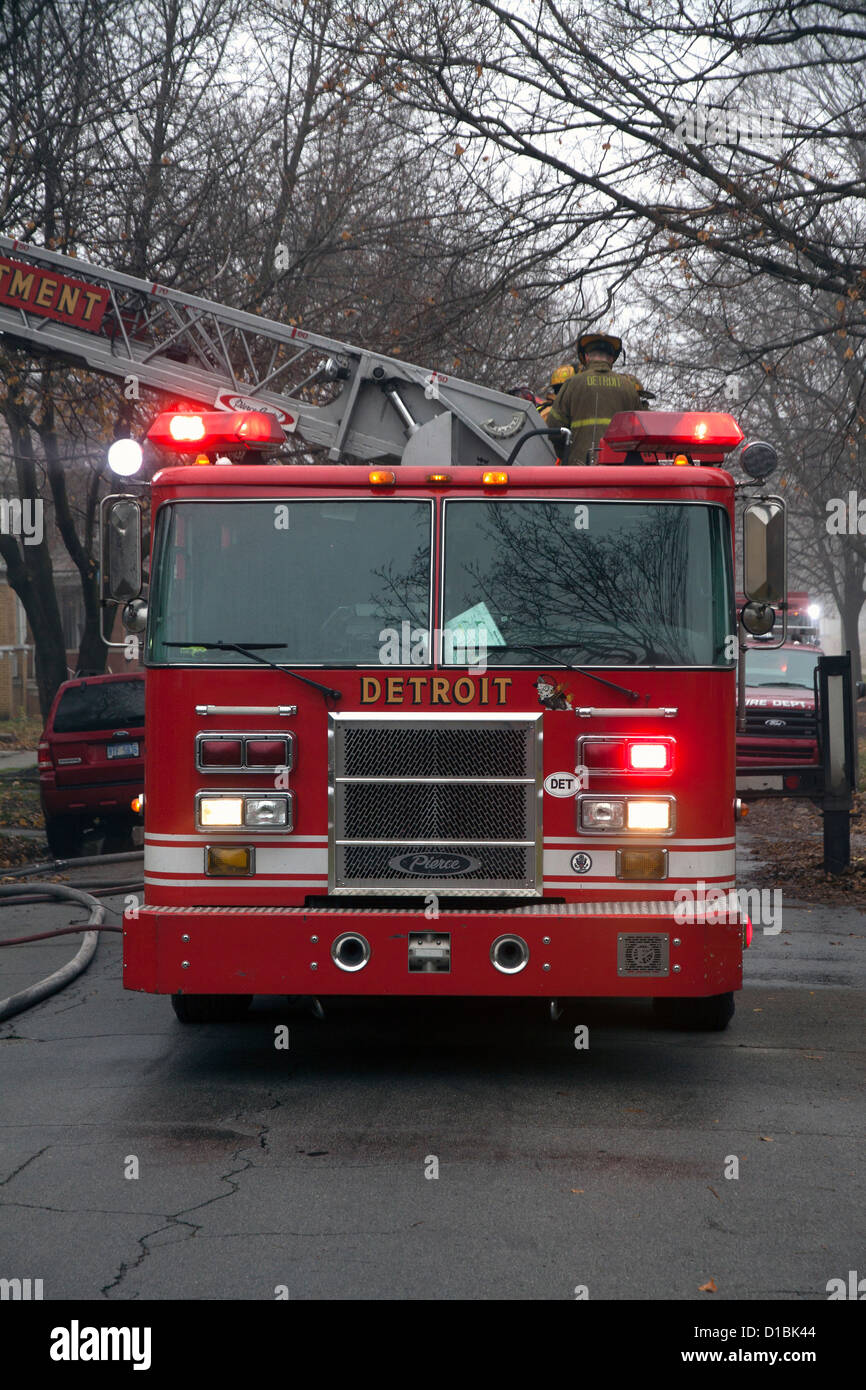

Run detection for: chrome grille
[[744, 708, 816, 737], [331, 713, 542, 895]]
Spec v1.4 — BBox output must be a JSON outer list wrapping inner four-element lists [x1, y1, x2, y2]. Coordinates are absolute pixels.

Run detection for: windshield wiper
[[751, 681, 810, 690], [163, 641, 342, 700], [491, 643, 643, 702]]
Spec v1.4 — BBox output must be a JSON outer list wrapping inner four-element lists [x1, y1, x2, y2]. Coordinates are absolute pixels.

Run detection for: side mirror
[[743, 498, 786, 605], [123, 598, 148, 634], [101, 496, 142, 603], [740, 601, 775, 637]]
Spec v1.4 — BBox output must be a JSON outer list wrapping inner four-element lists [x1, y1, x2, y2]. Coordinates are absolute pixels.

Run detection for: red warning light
[[602, 411, 744, 457], [148, 410, 286, 452]]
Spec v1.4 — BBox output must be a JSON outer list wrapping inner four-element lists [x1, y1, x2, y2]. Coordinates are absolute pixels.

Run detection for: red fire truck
[[0, 237, 785, 1030]]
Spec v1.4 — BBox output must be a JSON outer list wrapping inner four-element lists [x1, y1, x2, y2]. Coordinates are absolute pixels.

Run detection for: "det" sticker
[[543, 771, 583, 797]]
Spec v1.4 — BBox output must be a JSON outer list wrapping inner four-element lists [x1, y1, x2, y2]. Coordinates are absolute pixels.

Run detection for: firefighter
[[547, 333, 646, 464], [539, 363, 575, 421]]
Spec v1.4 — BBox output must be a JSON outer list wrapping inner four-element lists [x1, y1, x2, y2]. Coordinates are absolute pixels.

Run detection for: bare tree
[[328, 1, 866, 325], [1, 0, 579, 707]]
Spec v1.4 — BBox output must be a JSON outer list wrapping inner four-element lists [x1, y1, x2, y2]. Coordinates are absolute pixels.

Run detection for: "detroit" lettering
[[360, 675, 512, 705]]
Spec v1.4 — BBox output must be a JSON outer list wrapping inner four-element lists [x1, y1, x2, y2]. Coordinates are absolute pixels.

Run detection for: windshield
[[54, 679, 144, 733], [745, 647, 819, 688], [148, 500, 432, 665], [441, 500, 732, 666]]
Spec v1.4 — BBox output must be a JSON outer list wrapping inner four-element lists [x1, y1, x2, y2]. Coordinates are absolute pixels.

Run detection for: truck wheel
[[652, 992, 735, 1031], [45, 816, 83, 859], [171, 994, 252, 1023]]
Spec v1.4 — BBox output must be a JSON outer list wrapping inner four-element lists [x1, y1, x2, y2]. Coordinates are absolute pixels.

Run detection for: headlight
[[199, 797, 243, 827], [197, 793, 292, 830], [244, 797, 288, 826], [579, 797, 675, 832], [626, 800, 671, 831], [581, 799, 625, 829]]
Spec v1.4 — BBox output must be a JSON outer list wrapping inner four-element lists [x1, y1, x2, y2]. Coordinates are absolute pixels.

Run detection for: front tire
[[652, 992, 735, 1031], [171, 993, 252, 1024]]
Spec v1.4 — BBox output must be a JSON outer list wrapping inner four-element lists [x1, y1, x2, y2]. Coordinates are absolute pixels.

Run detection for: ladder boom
[[0, 236, 556, 467]]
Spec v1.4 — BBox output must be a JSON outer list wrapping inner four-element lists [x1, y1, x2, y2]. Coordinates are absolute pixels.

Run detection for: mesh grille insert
[[343, 781, 530, 841], [342, 724, 531, 778], [332, 716, 540, 894]]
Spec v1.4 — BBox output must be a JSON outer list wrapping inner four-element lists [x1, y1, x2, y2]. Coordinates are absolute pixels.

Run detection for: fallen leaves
[[741, 785, 866, 905], [698, 1278, 717, 1293], [0, 834, 45, 873]]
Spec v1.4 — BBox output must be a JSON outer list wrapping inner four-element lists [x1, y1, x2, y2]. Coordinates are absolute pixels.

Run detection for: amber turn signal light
[[206, 846, 253, 876]]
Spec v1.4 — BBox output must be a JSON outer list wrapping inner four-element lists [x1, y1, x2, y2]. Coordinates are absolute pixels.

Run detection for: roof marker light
[[427, 473, 452, 484], [369, 469, 396, 485], [482, 470, 508, 485]]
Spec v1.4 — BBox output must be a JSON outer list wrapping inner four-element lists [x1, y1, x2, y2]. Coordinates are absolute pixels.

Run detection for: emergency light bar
[[602, 411, 744, 459], [147, 410, 287, 452]]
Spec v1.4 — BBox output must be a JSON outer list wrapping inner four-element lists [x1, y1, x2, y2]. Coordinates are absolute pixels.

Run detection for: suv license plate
[[107, 741, 139, 759]]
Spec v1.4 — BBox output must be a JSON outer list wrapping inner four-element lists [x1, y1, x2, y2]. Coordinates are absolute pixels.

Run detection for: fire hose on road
[[0, 853, 143, 1022]]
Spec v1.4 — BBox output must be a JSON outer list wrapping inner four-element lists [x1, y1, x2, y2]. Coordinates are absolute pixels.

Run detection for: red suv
[[38, 672, 144, 857]]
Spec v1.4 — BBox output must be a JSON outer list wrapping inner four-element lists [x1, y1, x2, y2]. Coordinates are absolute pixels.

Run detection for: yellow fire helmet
[[550, 363, 575, 388]]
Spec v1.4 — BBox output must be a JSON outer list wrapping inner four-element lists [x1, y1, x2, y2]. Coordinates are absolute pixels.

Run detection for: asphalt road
[[0, 833, 863, 1302]]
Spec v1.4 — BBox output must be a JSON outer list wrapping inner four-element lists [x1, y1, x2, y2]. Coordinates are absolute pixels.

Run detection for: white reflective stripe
[[145, 845, 328, 874], [545, 880, 735, 893], [145, 831, 328, 843], [144, 878, 737, 895], [144, 877, 326, 888], [544, 835, 735, 847], [543, 848, 735, 877]]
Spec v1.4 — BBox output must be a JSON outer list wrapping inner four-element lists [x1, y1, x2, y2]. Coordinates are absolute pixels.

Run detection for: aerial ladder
[[0, 235, 557, 469]]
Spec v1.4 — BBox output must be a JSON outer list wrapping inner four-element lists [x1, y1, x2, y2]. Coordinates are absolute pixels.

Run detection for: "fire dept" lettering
[[360, 675, 513, 705]]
